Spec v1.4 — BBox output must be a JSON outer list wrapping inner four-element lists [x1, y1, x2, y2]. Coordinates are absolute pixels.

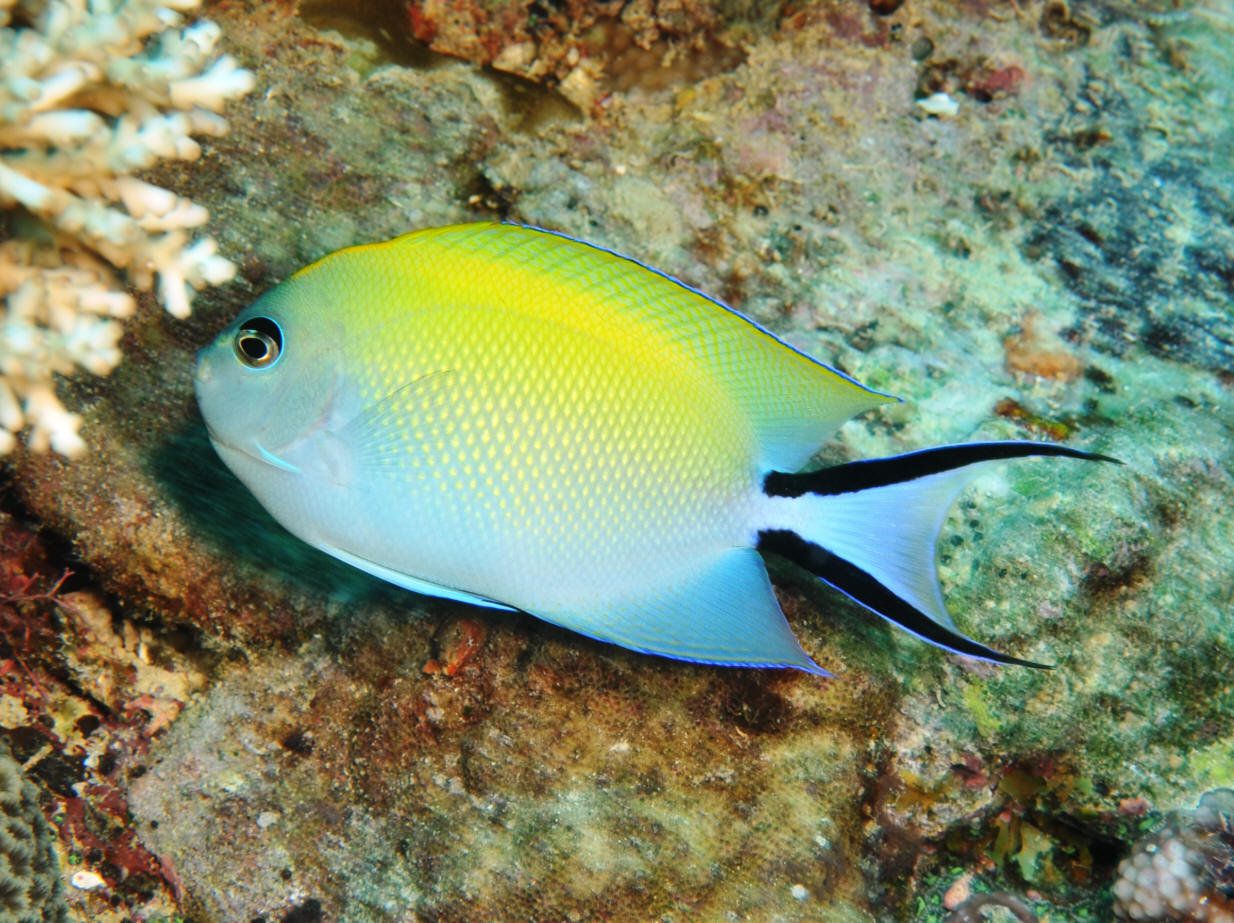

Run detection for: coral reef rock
[[5, 0, 1234, 919]]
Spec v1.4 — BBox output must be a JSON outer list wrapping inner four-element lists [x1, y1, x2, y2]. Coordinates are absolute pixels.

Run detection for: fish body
[[195, 223, 1106, 673]]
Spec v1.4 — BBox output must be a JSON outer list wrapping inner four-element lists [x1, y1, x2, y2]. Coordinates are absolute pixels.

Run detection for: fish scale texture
[[336, 224, 888, 469], [326, 226, 763, 610]]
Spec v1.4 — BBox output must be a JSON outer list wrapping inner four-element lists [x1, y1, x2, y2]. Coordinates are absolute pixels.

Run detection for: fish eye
[[234, 316, 283, 369]]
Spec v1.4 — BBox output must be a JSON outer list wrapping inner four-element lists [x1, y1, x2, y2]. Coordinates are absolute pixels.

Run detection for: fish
[[194, 222, 1113, 675]]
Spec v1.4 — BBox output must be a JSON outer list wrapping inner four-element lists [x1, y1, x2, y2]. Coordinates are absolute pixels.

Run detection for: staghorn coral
[[0, 740, 68, 923], [0, 0, 252, 456]]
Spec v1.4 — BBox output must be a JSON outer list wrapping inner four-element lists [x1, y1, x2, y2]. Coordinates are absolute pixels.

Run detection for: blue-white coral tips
[[194, 222, 1115, 675]]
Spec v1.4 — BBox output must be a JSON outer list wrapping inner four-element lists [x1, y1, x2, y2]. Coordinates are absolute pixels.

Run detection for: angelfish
[[195, 223, 1109, 675]]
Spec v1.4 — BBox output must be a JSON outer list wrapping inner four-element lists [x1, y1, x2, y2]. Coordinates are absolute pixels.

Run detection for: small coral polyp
[[1113, 789, 1234, 922], [0, 0, 253, 456], [0, 742, 68, 922]]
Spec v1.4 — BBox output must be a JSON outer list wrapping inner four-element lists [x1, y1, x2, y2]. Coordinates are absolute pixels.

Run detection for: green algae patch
[[1186, 737, 1234, 793], [962, 680, 1003, 740]]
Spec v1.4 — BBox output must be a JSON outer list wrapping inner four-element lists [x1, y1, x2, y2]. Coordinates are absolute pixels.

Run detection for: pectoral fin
[[340, 370, 458, 474]]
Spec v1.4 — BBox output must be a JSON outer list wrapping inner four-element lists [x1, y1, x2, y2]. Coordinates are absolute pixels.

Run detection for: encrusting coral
[[0, 0, 252, 456], [0, 741, 69, 923]]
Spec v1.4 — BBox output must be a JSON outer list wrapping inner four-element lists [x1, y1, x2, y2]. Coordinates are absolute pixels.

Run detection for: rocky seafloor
[[3, 0, 1233, 920]]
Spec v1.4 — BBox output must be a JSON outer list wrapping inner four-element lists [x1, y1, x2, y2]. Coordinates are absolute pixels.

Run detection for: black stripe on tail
[[763, 441, 1120, 499], [757, 529, 1049, 668], [758, 441, 1119, 668]]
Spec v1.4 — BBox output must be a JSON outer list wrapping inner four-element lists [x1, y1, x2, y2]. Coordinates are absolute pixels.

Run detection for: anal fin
[[530, 548, 828, 674]]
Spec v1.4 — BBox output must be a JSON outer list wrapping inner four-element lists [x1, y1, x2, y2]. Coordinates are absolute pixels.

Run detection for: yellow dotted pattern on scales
[[307, 224, 761, 607]]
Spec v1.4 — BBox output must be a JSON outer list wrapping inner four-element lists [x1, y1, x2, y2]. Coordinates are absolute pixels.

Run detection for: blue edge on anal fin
[[528, 547, 831, 676]]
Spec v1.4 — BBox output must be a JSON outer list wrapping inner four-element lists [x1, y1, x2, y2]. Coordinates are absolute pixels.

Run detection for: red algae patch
[[1004, 312, 1083, 382]]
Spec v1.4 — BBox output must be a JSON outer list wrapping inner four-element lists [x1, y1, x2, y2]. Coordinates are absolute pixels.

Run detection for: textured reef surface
[[2, 0, 1233, 920]]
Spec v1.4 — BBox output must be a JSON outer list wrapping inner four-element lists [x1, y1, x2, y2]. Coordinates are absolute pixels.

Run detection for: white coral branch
[[1, 0, 253, 456]]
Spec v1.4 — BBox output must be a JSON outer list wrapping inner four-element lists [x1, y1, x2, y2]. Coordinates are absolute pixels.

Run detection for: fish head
[[194, 278, 346, 483]]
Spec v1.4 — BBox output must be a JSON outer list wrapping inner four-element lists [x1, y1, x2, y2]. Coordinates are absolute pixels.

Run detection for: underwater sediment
[[1, 0, 1232, 920]]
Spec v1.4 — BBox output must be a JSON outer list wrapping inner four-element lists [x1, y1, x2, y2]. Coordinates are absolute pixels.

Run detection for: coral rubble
[[0, 0, 252, 456]]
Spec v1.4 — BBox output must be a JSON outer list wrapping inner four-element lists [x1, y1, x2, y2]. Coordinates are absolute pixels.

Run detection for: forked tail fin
[[757, 442, 1119, 667]]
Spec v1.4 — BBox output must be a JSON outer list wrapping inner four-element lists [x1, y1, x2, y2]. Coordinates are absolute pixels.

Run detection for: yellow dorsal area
[[298, 222, 893, 473]]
